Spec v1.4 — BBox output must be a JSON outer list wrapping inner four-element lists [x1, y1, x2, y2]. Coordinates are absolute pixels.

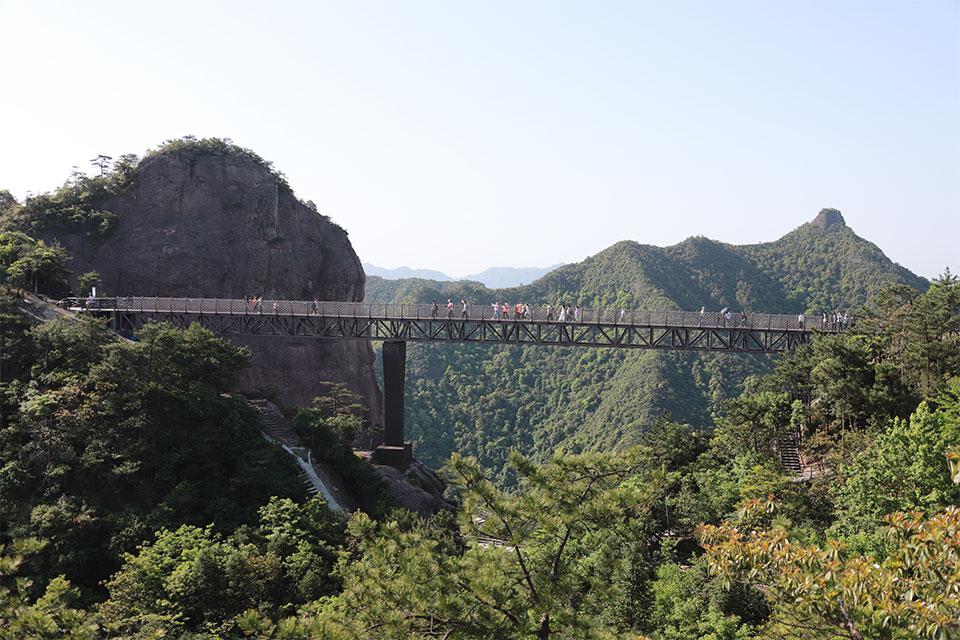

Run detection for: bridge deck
[[65, 297, 842, 353]]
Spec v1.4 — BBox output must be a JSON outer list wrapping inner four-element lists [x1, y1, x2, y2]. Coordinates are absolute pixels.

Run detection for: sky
[[1, 0, 957, 278]]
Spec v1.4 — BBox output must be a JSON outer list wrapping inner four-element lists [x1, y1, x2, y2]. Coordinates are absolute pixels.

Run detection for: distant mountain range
[[362, 262, 563, 288], [363, 209, 929, 483]]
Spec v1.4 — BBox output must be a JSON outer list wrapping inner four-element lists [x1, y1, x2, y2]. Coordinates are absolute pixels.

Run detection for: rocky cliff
[[21, 141, 383, 423]]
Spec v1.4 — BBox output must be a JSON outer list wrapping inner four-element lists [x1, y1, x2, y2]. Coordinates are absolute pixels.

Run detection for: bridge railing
[[61, 297, 844, 332]]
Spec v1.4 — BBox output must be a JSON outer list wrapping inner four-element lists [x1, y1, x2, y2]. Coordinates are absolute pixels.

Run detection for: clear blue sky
[[1, 0, 957, 278]]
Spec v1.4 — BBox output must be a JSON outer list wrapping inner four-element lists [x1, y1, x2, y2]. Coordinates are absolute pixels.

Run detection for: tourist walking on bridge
[[575, 305, 582, 323], [447, 299, 454, 318], [502, 302, 509, 319], [431, 300, 439, 318], [699, 306, 705, 326], [798, 312, 805, 330], [523, 303, 530, 319], [546, 303, 553, 321], [461, 299, 468, 319]]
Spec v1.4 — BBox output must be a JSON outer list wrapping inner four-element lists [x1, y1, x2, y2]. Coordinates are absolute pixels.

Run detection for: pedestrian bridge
[[64, 296, 844, 466], [64, 296, 838, 353]]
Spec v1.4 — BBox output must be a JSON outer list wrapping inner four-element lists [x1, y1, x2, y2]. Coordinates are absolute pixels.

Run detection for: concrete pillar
[[373, 340, 412, 466]]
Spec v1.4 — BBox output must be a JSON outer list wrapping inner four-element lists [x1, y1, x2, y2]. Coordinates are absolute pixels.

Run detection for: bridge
[[64, 297, 842, 465]]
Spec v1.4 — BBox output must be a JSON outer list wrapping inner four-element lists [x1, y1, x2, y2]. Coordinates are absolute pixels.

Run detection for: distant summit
[[460, 264, 564, 288], [363, 262, 563, 288], [810, 208, 847, 230], [363, 263, 453, 282]]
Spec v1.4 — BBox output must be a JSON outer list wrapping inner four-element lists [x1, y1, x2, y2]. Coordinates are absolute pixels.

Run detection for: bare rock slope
[[34, 145, 383, 420]]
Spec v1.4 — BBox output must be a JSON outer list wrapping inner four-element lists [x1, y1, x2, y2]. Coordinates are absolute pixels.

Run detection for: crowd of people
[[822, 310, 855, 330], [430, 299, 588, 322], [239, 294, 851, 331], [425, 298, 853, 331], [243, 296, 326, 315]]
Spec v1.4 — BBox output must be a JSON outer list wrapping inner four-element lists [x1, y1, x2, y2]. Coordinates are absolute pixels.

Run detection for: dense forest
[[364, 213, 929, 483], [2, 213, 959, 638]]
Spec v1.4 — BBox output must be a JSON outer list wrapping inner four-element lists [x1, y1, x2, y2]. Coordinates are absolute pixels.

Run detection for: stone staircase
[[249, 399, 301, 448], [778, 431, 802, 475], [247, 398, 347, 511]]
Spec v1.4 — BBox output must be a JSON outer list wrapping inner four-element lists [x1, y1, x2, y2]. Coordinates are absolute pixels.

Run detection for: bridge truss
[[68, 297, 827, 354], [67, 297, 838, 466]]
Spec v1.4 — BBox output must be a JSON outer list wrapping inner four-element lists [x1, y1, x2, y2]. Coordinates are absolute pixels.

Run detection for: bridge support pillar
[[373, 340, 412, 466]]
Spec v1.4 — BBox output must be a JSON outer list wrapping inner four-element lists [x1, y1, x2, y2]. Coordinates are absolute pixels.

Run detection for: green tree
[[0, 321, 304, 592], [831, 395, 960, 537], [0, 231, 69, 295], [0, 538, 98, 640], [99, 496, 345, 637], [302, 449, 655, 639]]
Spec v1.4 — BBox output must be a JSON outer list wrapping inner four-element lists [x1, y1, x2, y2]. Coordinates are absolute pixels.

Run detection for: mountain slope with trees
[[1, 206, 957, 639], [365, 210, 929, 481]]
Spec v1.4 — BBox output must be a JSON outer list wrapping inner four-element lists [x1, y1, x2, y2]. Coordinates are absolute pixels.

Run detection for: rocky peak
[[809, 208, 847, 231], [23, 138, 384, 423]]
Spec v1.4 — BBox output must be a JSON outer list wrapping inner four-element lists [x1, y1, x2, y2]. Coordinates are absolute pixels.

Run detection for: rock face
[[35, 147, 383, 423], [372, 460, 452, 516], [810, 208, 846, 230]]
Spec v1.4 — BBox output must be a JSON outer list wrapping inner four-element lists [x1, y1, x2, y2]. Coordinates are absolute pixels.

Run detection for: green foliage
[[2, 174, 121, 237], [860, 271, 960, 396], [293, 383, 391, 516], [0, 231, 69, 295], [831, 394, 960, 537], [0, 538, 98, 639], [739, 210, 928, 313], [98, 496, 345, 637], [364, 214, 928, 482], [0, 319, 304, 593], [0, 189, 17, 214], [145, 136, 293, 194], [0, 209, 954, 639], [648, 558, 757, 640], [305, 449, 656, 639]]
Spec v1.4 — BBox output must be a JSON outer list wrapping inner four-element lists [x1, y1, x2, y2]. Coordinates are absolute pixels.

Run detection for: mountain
[[1, 137, 383, 421], [363, 262, 454, 281], [364, 209, 928, 482], [459, 264, 564, 288], [364, 263, 563, 288]]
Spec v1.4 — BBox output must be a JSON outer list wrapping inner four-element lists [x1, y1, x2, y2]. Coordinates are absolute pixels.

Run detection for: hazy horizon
[[1, 1, 957, 278]]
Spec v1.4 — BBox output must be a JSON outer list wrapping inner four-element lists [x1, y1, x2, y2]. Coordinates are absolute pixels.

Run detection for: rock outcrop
[[372, 460, 452, 516], [29, 143, 383, 423], [809, 207, 846, 230]]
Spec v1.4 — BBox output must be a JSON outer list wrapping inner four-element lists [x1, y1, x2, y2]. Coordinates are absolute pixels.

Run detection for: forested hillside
[[4, 258, 956, 639], [365, 210, 929, 481], [2, 205, 958, 639]]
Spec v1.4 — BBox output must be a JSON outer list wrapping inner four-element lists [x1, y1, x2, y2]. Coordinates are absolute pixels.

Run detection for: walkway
[[67, 296, 847, 467], [65, 297, 843, 354]]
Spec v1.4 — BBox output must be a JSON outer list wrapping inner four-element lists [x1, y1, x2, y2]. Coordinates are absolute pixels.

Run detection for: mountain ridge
[[363, 262, 564, 289], [363, 208, 928, 482]]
